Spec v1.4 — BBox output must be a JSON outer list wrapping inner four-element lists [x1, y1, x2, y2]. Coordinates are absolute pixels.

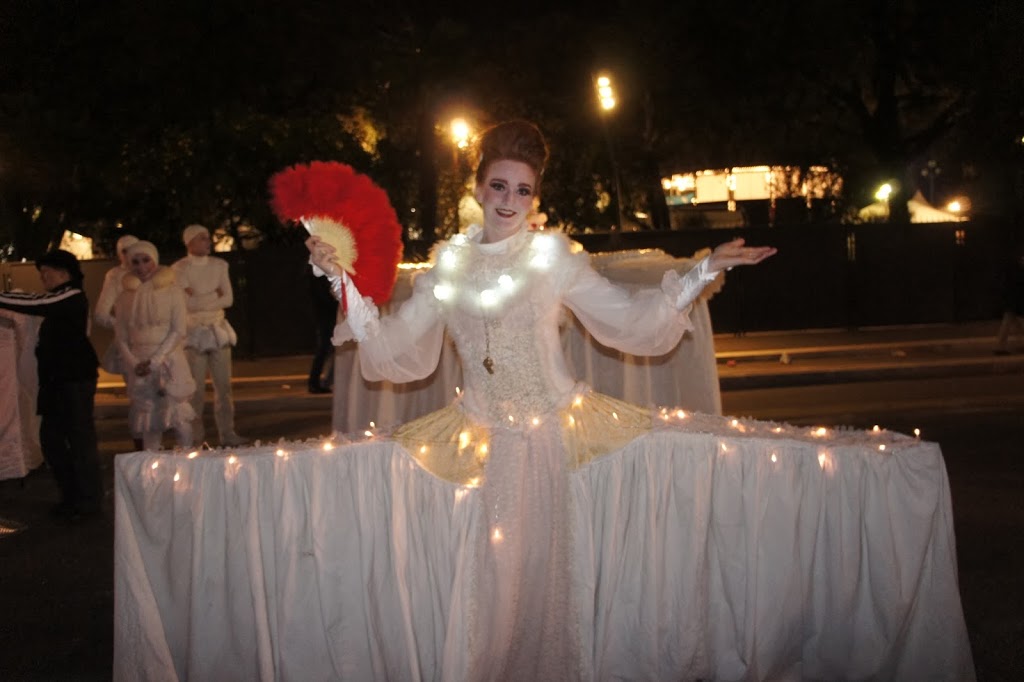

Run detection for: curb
[[719, 355, 1024, 390]]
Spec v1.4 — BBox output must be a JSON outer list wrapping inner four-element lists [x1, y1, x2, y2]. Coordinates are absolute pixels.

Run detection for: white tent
[[858, 191, 966, 223]]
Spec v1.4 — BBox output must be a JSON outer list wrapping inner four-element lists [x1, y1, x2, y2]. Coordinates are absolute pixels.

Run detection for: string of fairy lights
[[137, 390, 925, 547], [141, 397, 922, 482]]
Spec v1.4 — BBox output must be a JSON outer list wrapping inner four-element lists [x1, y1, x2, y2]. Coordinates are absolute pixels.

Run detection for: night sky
[[1, 1, 1021, 254]]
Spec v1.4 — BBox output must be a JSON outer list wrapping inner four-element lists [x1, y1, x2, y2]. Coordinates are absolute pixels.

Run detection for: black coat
[[0, 282, 99, 404]]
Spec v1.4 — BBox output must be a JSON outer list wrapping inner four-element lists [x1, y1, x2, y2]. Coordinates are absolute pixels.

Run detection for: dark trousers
[[308, 313, 336, 390], [38, 379, 102, 512]]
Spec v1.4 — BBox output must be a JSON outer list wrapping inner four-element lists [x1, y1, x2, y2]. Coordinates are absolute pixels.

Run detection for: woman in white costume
[[115, 241, 195, 451], [172, 224, 246, 447], [307, 120, 775, 680], [93, 233, 139, 376]]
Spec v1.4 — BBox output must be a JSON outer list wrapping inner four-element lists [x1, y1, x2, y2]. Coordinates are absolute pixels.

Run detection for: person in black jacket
[[0, 249, 102, 519]]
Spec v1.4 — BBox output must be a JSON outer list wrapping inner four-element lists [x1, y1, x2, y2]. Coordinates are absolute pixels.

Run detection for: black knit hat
[[35, 249, 84, 283]]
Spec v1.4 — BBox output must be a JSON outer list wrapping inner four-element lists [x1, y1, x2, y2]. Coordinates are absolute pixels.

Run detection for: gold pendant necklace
[[482, 316, 495, 374]]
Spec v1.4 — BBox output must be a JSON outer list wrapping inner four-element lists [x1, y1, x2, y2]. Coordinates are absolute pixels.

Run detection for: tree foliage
[[1, 1, 1021, 260]]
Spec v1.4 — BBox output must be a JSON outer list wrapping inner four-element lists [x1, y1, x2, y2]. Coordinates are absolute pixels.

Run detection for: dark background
[[2, 0, 1023, 260]]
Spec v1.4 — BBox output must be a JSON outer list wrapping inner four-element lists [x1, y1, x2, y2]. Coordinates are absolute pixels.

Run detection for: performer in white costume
[[115, 241, 195, 451], [307, 120, 775, 680], [93, 233, 139, 376], [172, 224, 245, 447]]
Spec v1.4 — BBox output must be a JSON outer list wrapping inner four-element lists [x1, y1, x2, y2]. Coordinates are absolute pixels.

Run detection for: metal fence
[[1, 221, 1011, 358]]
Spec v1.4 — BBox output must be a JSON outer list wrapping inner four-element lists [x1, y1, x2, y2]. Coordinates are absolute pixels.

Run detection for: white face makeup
[[130, 253, 158, 281], [475, 159, 537, 244]]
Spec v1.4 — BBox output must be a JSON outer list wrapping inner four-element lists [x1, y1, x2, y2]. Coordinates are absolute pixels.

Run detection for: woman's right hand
[[305, 236, 342, 277], [706, 238, 777, 273]]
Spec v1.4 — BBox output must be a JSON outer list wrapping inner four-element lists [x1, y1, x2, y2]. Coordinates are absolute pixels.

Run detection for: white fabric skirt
[[114, 416, 974, 681]]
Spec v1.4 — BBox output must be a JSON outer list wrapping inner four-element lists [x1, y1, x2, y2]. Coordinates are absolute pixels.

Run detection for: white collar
[[465, 224, 528, 255]]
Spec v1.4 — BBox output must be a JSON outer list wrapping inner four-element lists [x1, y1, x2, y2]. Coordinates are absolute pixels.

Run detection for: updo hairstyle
[[474, 120, 550, 190]]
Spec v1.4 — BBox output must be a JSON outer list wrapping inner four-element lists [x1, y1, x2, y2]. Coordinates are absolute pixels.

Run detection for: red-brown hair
[[474, 120, 550, 189]]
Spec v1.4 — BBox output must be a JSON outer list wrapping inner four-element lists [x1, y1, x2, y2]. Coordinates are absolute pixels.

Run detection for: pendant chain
[[482, 315, 495, 374]]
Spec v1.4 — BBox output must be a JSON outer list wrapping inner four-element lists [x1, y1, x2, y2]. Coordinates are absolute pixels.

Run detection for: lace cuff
[[661, 257, 718, 311]]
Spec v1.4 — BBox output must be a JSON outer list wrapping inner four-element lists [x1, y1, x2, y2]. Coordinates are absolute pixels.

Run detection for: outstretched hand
[[305, 235, 342, 277], [707, 238, 777, 273]]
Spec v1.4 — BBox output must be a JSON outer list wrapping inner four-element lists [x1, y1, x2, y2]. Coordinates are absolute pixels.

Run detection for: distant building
[[662, 165, 843, 228]]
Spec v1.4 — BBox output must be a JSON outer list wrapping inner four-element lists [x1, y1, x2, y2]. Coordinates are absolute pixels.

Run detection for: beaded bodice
[[430, 229, 578, 425]]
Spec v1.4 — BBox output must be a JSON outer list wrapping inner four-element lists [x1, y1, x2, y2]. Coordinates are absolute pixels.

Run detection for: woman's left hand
[[707, 238, 777, 273]]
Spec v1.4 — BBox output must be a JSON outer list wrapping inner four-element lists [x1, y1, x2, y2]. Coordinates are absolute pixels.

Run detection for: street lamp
[[874, 182, 894, 220], [596, 75, 616, 111], [920, 160, 941, 205], [450, 118, 471, 150], [447, 117, 475, 232], [594, 72, 626, 231]]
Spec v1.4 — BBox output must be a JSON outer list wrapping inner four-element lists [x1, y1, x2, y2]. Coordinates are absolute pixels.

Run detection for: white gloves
[[325, 271, 379, 343], [663, 256, 720, 312]]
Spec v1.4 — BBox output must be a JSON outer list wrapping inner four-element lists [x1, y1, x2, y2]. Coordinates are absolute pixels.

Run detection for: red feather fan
[[268, 161, 403, 306]]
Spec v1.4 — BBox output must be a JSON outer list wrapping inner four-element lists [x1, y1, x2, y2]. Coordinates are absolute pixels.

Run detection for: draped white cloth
[[334, 248, 722, 434], [114, 414, 974, 681], [0, 310, 43, 480]]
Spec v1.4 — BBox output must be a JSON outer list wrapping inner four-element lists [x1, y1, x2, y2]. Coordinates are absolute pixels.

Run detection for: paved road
[[2, 319, 1023, 680]]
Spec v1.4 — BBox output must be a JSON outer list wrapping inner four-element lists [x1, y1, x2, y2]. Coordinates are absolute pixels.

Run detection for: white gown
[[344, 226, 721, 679]]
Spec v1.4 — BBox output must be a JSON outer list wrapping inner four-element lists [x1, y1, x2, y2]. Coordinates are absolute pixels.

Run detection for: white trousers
[[186, 345, 238, 445]]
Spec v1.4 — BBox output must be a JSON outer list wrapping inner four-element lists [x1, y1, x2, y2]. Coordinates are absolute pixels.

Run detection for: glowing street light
[[450, 118, 472, 150], [594, 72, 626, 231], [875, 183, 893, 202], [596, 75, 616, 111]]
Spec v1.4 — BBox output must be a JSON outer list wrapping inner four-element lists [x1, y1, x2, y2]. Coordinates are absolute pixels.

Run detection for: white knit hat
[[126, 240, 160, 265], [116, 234, 140, 255], [182, 224, 210, 246]]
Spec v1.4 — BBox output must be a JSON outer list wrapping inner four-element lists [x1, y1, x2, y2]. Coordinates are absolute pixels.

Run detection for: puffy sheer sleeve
[[337, 270, 446, 383], [562, 250, 717, 357]]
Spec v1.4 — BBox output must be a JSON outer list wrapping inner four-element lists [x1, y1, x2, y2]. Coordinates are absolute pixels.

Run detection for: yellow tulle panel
[[560, 390, 652, 468], [393, 390, 653, 485], [394, 405, 491, 486]]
